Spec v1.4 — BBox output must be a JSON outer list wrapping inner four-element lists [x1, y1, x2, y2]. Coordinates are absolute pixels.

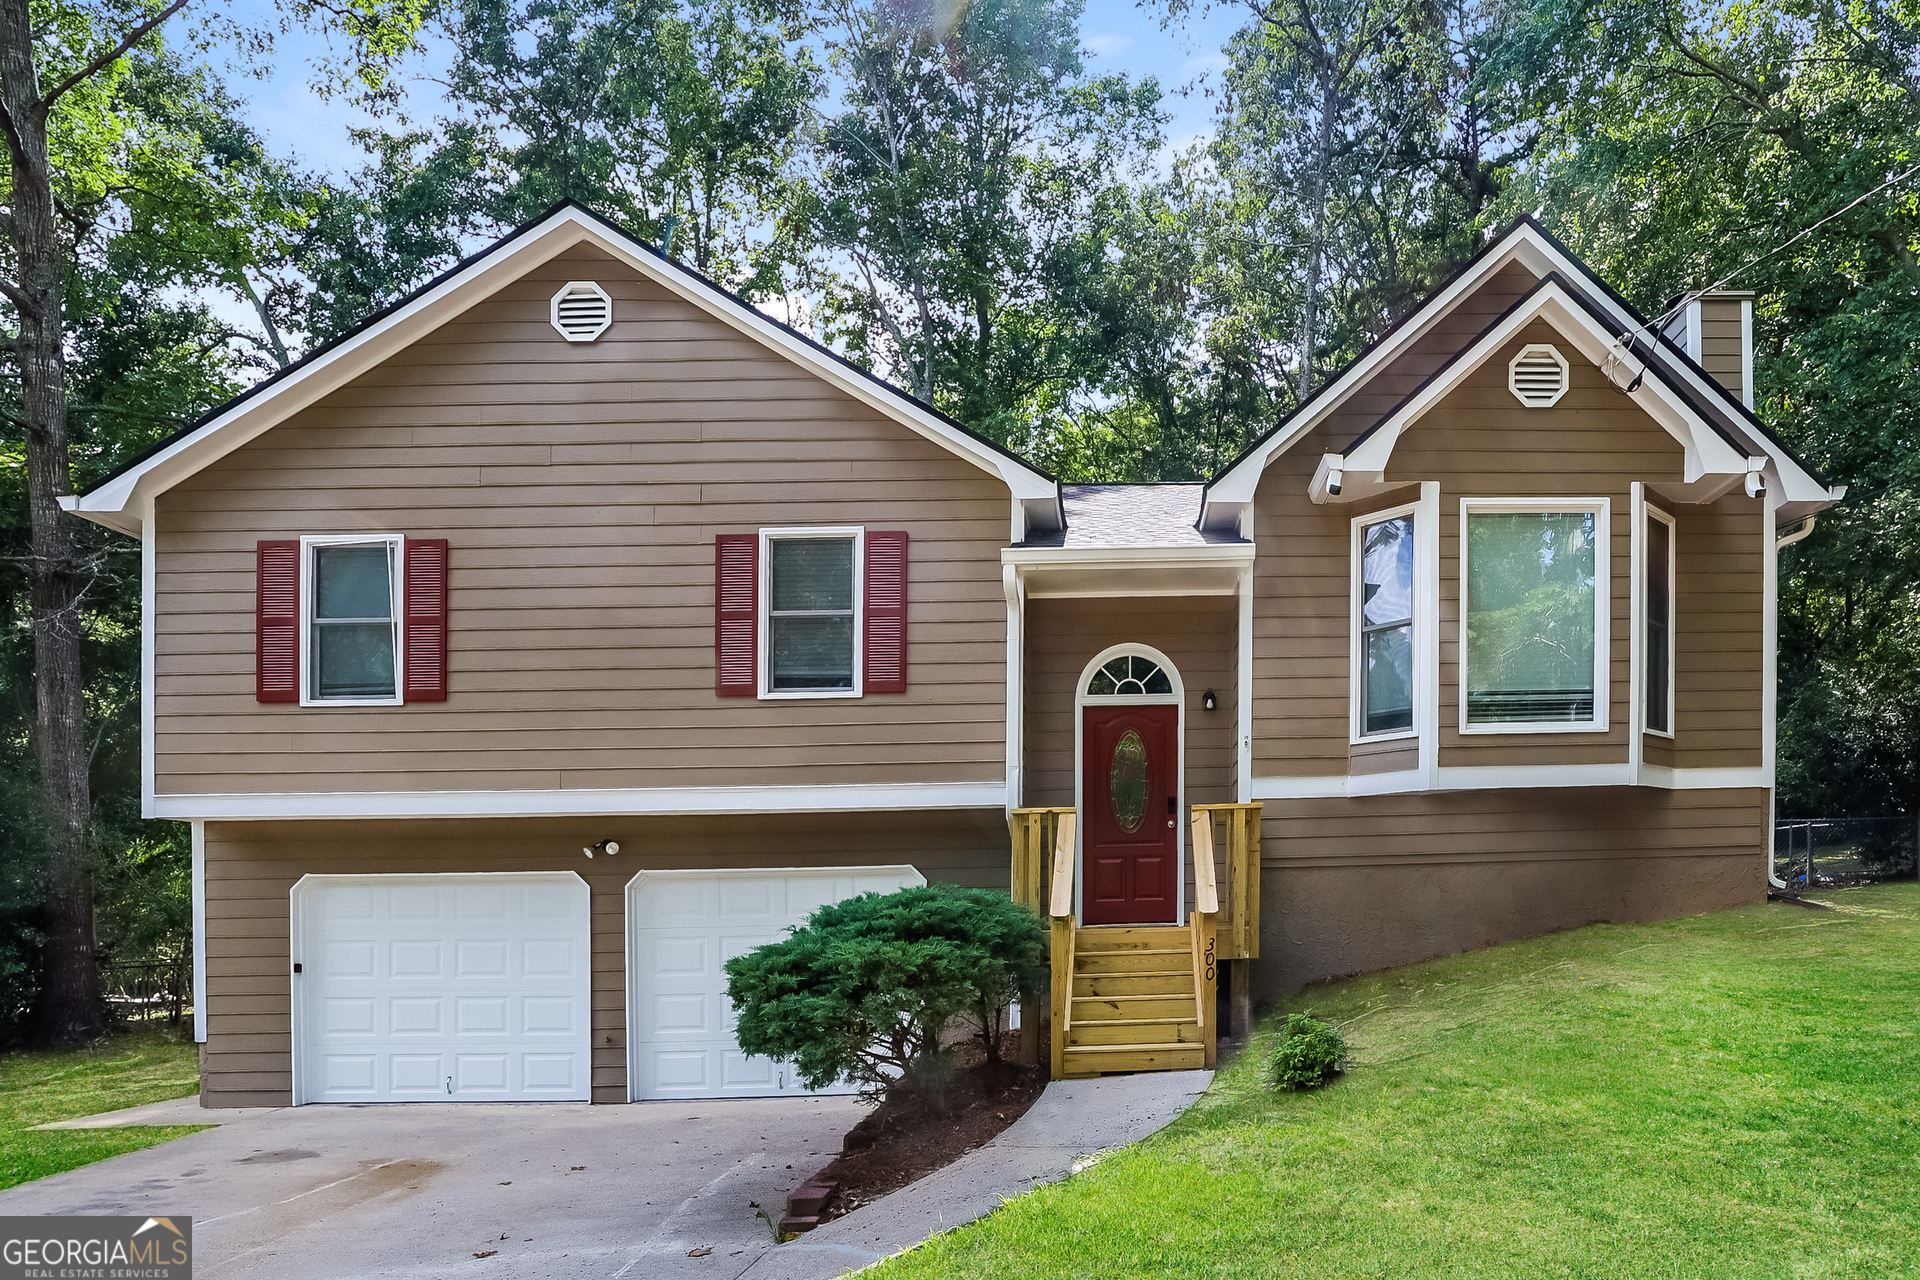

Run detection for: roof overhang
[[64, 204, 1060, 537], [1003, 543, 1254, 598], [1308, 277, 1749, 504], [1200, 219, 1843, 533]]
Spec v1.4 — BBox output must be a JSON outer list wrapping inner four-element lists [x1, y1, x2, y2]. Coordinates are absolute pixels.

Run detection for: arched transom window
[[1085, 654, 1173, 697]]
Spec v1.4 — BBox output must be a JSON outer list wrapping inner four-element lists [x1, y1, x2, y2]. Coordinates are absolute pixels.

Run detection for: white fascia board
[[1204, 228, 1562, 513], [1202, 220, 1831, 520], [1000, 544, 1255, 570], [1343, 283, 1747, 483], [1251, 763, 1768, 798], [71, 207, 1055, 534], [148, 780, 1009, 821]]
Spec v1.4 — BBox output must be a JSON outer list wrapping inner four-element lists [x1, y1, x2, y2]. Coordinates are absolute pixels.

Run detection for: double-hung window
[[1461, 499, 1609, 731], [1353, 511, 1416, 737], [302, 535, 404, 705], [1643, 505, 1676, 735], [762, 528, 862, 696]]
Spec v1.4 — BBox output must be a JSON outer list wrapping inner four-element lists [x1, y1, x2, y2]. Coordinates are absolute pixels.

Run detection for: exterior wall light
[[584, 839, 620, 859], [1202, 689, 1218, 712]]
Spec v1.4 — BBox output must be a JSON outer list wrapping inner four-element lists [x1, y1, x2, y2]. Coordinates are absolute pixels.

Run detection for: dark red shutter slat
[[404, 539, 450, 702], [715, 534, 758, 696], [863, 531, 909, 694], [256, 540, 299, 703]]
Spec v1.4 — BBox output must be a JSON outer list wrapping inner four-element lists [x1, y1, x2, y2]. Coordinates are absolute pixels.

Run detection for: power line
[[1604, 159, 1920, 388]]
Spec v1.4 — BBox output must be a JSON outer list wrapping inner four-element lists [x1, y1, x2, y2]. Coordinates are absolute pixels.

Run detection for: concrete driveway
[[0, 1095, 862, 1280]]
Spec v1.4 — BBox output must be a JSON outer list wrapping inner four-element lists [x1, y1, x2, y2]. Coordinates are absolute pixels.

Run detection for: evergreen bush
[[724, 884, 1047, 1108]]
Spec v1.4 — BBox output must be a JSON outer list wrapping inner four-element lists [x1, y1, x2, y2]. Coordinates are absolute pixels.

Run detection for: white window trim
[[758, 525, 865, 700], [298, 533, 405, 708], [1458, 497, 1611, 735], [1350, 500, 1423, 745], [1638, 497, 1677, 740], [1072, 643, 1186, 925]]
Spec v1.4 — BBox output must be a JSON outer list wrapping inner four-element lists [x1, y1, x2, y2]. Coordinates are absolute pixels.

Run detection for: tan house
[[67, 206, 1842, 1106]]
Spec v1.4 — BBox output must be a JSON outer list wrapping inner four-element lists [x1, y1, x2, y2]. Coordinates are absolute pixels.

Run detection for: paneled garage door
[[292, 873, 592, 1104], [626, 867, 924, 1100]]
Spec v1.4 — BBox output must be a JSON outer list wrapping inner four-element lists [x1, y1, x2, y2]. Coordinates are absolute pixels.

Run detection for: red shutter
[[256, 540, 299, 703], [715, 534, 758, 696], [863, 531, 909, 694], [404, 539, 450, 702]]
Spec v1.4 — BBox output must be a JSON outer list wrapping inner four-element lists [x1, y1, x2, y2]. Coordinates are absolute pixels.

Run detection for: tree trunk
[[1297, 55, 1338, 402], [0, 0, 108, 1045]]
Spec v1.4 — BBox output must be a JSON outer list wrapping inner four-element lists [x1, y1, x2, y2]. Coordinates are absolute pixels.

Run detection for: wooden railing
[[1009, 807, 1076, 1070], [1190, 802, 1263, 1034]]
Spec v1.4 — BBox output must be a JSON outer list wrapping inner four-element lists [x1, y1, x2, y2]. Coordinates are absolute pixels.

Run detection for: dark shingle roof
[[1021, 484, 1245, 549]]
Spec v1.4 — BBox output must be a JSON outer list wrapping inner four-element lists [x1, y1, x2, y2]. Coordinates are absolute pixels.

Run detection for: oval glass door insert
[[1109, 729, 1149, 833]]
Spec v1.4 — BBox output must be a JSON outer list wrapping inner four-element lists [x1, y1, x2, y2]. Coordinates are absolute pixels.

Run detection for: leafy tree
[[802, 0, 1163, 442], [724, 885, 1047, 1105], [0, 0, 424, 1044]]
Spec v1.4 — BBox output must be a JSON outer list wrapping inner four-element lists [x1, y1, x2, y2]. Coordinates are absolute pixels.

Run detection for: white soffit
[[1200, 220, 1837, 522], [64, 206, 1056, 535]]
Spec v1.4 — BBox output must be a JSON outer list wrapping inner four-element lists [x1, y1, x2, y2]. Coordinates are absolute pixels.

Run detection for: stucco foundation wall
[[1250, 786, 1768, 1000], [201, 809, 1007, 1107]]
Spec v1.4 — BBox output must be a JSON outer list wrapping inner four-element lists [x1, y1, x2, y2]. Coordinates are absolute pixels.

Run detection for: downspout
[[1765, 516, 1818, 888]]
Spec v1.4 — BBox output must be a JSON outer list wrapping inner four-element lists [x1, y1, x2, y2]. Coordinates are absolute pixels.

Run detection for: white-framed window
[[1351, 504, 1418, 741], [300, 534, 404, 707], [1642, 503, 1676, 737], [759, 526, 864, 699], [1459, 498, 1610, 733]]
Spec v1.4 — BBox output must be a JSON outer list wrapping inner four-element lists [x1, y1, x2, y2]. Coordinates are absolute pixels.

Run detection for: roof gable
[[66, 202, 1060, 537], [1202, 218, 1842, 531]]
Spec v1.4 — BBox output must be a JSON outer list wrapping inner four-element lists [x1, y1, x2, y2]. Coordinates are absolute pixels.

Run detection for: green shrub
[[724, 885, 1047, 1108], [1270, 1013, 1347, 1090]]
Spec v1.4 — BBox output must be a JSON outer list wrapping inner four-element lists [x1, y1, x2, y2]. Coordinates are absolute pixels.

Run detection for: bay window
[[1643, 505, 1675, 735], [1461, 500, 1609, 731], [1354, 512, 1416, 737]]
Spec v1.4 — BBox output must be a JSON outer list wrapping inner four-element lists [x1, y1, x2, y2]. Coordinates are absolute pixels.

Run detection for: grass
[[880, 882, 1920, 1279], [0, 1024, 207, 1190]]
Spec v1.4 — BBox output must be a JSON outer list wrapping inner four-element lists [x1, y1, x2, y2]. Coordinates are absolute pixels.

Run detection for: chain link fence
[[1772, 817, 1920, 894]]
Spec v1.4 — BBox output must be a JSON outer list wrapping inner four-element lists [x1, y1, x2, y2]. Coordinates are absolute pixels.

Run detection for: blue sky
[[224, 0, 1245, 181]]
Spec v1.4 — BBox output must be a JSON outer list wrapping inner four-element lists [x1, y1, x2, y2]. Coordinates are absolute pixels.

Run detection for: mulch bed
[[783, 1033, 1048, 1230]]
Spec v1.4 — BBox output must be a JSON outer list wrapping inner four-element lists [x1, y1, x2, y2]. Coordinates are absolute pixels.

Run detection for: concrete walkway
[[738, 1070, 1213, 1280]]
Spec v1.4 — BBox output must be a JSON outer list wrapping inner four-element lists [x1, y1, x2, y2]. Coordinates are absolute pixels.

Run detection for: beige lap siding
[[1252, 786, 1769, 1000], [1252, 309, 1765, 776], [199, 810, 1009, 1107], [153, 242, 1010, 798]]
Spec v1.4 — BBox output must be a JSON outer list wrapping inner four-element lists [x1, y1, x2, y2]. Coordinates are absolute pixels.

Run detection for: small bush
[[1270, 1013, 1347, 1090]]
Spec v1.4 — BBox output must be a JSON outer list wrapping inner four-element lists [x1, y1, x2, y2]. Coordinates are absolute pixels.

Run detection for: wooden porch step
[[1073, 926, 1191, 951], [1071, 995, 1196, 1021], [1073, 948, 1191, 975], [1069, 1019, 1204, 1046], [1073, 973, 1194, 998], [1062, 1043, 1207, 1075]]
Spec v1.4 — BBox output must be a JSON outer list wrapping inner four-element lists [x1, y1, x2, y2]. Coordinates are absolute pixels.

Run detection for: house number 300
[[1203, 936, 1216, 983]]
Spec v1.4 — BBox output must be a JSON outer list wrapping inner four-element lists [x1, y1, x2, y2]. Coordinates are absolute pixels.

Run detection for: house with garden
[[62, 202, 1841, 1106]]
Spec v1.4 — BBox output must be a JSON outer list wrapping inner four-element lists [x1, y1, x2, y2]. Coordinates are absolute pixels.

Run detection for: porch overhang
[[1002, 544, 1254, 598]]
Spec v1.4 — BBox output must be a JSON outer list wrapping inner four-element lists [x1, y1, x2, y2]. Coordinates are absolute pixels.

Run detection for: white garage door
[[626, 866, 924, 1101], [292, 872, 592, 1104]]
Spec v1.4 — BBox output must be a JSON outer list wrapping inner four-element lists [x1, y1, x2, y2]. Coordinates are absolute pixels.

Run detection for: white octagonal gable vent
[[551, 281, 613, 342], [1509, 343, 1571, 407]]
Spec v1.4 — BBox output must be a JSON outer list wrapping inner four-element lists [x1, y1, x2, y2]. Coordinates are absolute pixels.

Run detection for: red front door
[[1081, 704, 1179, 925]]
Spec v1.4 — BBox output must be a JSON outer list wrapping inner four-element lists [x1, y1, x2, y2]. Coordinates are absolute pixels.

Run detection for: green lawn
[[0, 1025, 207, 1190], [882, 882, 1920, 1279]]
